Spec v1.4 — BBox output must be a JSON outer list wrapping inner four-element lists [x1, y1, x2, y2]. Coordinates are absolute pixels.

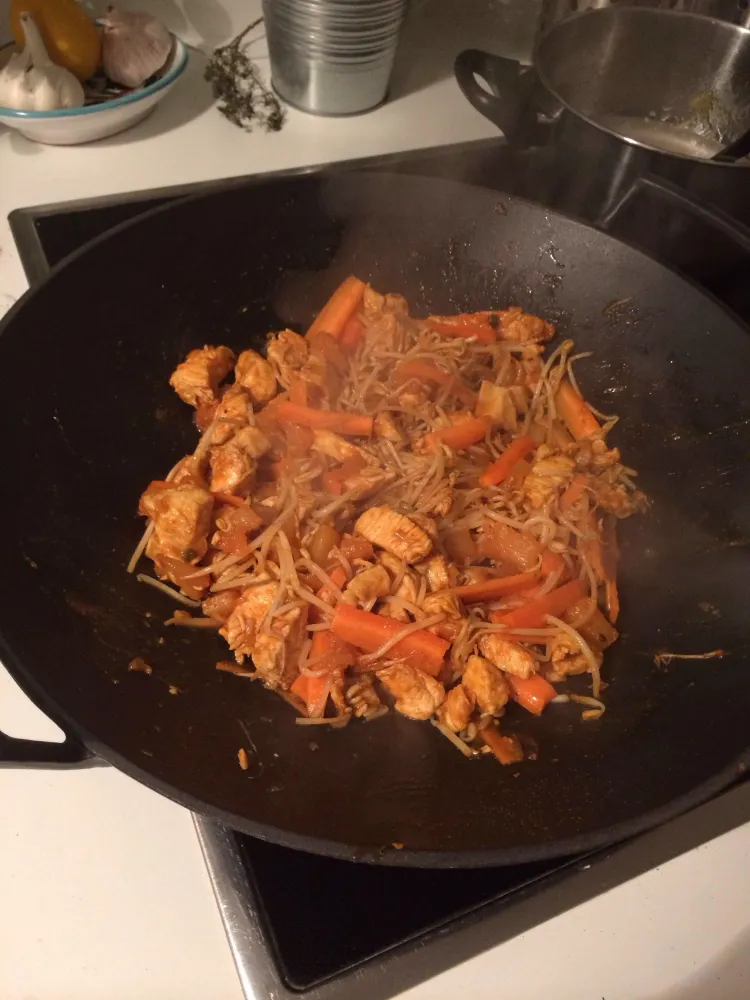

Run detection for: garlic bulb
[[0, 12, 85, 111], [100, 8, 172, 89]]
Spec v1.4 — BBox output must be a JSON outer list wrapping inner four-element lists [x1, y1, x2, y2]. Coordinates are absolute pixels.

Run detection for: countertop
[[1, 2, 750, 998]]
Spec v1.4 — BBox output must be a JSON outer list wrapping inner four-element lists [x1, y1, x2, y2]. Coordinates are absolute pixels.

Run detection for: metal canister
[[263, 0, 409, 115]]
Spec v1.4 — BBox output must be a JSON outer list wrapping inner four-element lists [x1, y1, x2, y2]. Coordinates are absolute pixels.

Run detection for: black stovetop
[[10, 138, 750, 1000]]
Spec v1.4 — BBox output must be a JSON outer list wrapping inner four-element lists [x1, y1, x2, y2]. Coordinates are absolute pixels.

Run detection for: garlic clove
[[100, 8, 172, 90], [0, 13, 85, 112]]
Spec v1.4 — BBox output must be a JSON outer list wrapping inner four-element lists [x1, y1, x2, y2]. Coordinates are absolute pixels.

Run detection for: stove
[[10, 138, 750, 1000]]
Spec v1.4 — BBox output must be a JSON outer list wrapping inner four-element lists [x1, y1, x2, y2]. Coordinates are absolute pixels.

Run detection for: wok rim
[[1, 169, 749, 867]]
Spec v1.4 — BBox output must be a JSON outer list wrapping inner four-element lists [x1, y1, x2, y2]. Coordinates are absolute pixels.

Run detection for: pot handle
[[598, 174, 750, 255], [0, 728, 100, 768], [454, 49, 545, 148]]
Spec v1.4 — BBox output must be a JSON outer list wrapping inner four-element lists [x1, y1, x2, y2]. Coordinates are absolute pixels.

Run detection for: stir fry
[[130, 276, 646, 763]]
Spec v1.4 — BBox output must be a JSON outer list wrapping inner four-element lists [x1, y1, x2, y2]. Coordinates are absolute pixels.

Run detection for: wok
[[0, 172, 749, 868]]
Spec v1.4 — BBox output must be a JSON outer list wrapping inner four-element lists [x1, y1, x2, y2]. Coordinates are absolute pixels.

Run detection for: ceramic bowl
[[0, 36, 188, 145]]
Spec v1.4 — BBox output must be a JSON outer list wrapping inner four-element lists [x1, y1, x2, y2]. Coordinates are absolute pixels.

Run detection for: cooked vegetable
[[272, 401, 373, 436], [481, 723, 525, 764], [133, 280, 645, 764], [480, 434, 537, 488], [395, 360, 476, 407], [446, 570, 540, 603], [331, 604, 449, 676], [491, 579, 588, 630], [424, 416, 489, 452], [307, 276, 366, 340], [555, 379, 601, 440], [507, 673, 558, 715]]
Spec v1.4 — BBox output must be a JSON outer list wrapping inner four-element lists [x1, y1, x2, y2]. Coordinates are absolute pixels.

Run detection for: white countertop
[[2, 2, 750, 998]]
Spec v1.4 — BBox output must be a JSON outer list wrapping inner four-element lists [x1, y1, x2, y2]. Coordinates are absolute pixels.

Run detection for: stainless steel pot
[[539, 0, 750, 37], [455, 7, 750, 224]]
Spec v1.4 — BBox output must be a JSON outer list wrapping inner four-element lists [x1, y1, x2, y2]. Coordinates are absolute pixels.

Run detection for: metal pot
[[455, 7, 750, 225], [539, 0, 750, 37]]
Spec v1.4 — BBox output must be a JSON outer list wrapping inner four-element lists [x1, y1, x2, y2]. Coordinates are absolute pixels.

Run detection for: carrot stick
[[331, 604, 448, 675], [428, 314, 496, 344], [540, 550, 565, 576], [307, 276, 366, 340], [481, 723, 524, 764], [395, 360, 476, 407], [273, 401, 373, 437], [480, 434, 537, 488], [555, 380, 601, 440], [559, 473, 588, 512], [446, 570, 540, 603], [291, 668, 332, 717], [340, 315, 365, 352], [319, 565, 347, 605], [289, 378, 308, 406], [506, 673, 558, 715], [490, 579, 587, 629], [424, 416, 488, 452]]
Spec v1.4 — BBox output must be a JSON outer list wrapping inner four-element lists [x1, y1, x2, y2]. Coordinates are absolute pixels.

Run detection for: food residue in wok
[[128, 276, 648, 764]]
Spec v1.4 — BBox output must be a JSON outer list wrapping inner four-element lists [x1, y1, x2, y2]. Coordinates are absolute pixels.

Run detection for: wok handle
[[0, 730, 100, 768], [598, 175, 750, 255], [454, 49, 546, 148]]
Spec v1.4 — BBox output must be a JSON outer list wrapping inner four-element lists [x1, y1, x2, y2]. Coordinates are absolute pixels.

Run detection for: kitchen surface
[[2, 1, 750, 999]]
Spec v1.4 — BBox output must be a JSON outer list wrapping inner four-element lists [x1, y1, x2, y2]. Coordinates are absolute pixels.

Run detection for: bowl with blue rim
[[0, 33, 188, 145]]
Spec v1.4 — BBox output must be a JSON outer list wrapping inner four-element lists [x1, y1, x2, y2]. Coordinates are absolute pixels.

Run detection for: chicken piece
[[396, 384, 431, 412], [234, 349, 277, 407], [384, 293, 409, 315], [220, 581, 306, 689], [342, 467, 397, 503], [209, 425, 271, 496], [409, 512, 439, 542], [252, 607, 307, 690], [377, 663, 445, 721], [266, 329, 308, 385], [437, 684, 475, 732], [363, 285, 385, 319], [312, 429, 376, 465], [568, 437, 621, 472], [169, 345, 235, 408], [345, 675, 384, 719], [378, 551, 405, 577], [462, 655, 511, 714], [476, 381, 518, 432], [422, 591, 461, 619], [342, 565, 391, 606], [373, 411, 404, 444], [355, 505, 433, 564], [140, 484, 213, 563], [202, 589, 242, 623], [524, 445, 576, 509], [419, 554, 454, 592], [170, 455, 208, 489], [460, 566, 492, 586], [495, 306, 554, 343], [369, 313, 399, 352], [591, 480, 648, 518], [422, 592, 463, 640], [212, 385, 250, 446], [379, 566, 419, 622], [477, 636, 537, 680], [328, 669, 349, 717], [546, 632, 600, 681], [509, 384, 529, 416]]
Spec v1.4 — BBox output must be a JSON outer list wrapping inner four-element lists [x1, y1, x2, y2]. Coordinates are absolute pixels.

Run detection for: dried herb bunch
[[204, 18, 285, 132]]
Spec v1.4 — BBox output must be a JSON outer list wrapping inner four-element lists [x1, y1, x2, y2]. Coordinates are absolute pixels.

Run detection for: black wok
[[0, 172, 749, 868]]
